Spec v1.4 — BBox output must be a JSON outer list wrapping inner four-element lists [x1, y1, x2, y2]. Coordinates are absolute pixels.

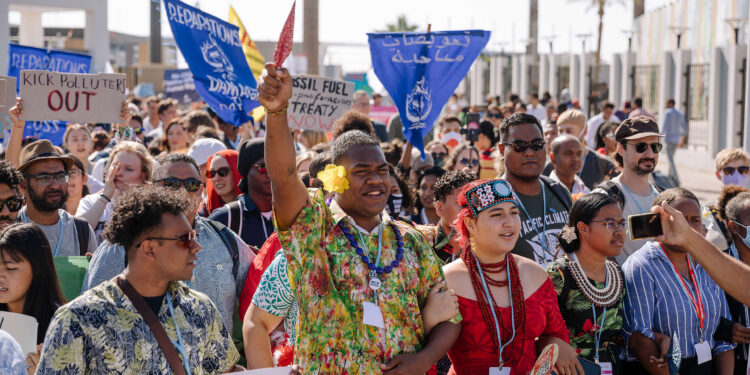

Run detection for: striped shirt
[[622, 241, 735, 359]]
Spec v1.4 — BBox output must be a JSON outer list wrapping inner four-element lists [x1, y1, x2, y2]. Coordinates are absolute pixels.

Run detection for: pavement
[[655, 147, 725, 205]]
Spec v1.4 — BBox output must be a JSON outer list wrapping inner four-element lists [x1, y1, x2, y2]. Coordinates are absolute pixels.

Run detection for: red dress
[[448, 278, 569, 375]]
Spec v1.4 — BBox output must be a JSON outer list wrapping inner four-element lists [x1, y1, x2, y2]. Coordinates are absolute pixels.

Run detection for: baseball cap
[[188, 138, 226, 167], [614, 116, 663, 142], [18, 140, 74, 173]]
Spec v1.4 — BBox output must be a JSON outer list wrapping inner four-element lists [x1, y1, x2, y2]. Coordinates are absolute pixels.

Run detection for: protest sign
[[0, 76, 16, 112], [287, 75, 354, 131], [163, 69, 201, 104], [163, 0, 259, 126], [368, 30, 490, 155], [8, 44, 91, 92], [19, 70, 127, 123], [0, 311, 38, 355]]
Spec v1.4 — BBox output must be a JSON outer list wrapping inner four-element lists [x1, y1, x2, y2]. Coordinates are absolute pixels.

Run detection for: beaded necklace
[[568, 253, 623, 308]]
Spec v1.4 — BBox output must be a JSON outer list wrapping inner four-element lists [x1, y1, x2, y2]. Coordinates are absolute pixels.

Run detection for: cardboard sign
[[0, 311, 38, 355], [287, 75, 354, 131], [19, 70, 126, 123]]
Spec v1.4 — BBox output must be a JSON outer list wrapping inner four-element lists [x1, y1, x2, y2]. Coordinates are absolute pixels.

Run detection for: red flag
[[273, 1, 296, 67]]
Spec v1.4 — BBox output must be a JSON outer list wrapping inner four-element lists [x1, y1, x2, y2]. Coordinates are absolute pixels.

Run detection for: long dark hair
[[0, 223, 65, 344], [557, 193, 621, 253], [67, 153, 90, 197]]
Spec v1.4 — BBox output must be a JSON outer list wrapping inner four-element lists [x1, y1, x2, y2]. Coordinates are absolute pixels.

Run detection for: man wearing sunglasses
[[0, 160, 24, 230], [498, 113, 574, 266], [38, 186, 244, 374], [598, 116, 666, 263], [83, 153, 255, 333]]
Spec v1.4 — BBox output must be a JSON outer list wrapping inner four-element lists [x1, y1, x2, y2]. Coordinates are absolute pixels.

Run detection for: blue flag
[[368, 30, 490, 155], [8, 44, 91, 92], [163, 0, 259, 126]]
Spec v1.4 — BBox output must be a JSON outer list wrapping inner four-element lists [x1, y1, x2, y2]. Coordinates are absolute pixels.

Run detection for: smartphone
[[628, 213, 663, 240], [463, 113, 480, 143]]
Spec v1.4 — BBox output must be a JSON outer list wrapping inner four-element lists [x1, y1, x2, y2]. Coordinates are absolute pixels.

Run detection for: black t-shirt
[[143, 294, 165, 315], [513, 185, 570, 266]]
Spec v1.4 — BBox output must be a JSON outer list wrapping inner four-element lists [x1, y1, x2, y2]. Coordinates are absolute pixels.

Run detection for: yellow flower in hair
[[317, 164, 349, 194]]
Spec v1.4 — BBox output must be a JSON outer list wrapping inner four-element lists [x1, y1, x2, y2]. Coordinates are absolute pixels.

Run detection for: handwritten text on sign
[[19, 70, 127, 123], [288, 76, 354, 131]]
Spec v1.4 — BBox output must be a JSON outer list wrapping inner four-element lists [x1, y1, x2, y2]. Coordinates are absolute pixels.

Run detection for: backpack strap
[[72, 217, 91, 256], [226, 201, 242, 236], [206, 219, 239, 280], [540, 175, 573, 210], [597, 179, 626, 206]]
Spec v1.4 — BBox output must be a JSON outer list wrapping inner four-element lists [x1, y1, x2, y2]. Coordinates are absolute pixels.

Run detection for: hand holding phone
[[628, 213, 663, 240]]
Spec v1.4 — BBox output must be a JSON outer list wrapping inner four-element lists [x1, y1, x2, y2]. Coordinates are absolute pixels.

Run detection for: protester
[[662, 99, 688, 184], [385, 165, 416, 222], [208, 139, 275, 249], [352, 90, 389, 142], [703, 151, 750, 251], [295, 151, 317, 175], [0, 329, 26, 374], [62, 123, 95, 175], [628, 97, 655, 120], [187, 137, 227, 186], [182, 110, 215, 145], [38, 186, 243, 374], [714, 148, 750, 187], [585, 101, 616, 148], [596, 121, 619, 156], [128, 114, 147, 143], [64, 155, 90, 215], [445, 143, 481, 176], [297, 129, 328, 151], [159, 119, 191, 156], [77, 141, 154, 242], [443, 179, 577, 375], [597, 116, 664, 263], [485, 104, 503, 128], [476, 121, 499, 178], [412, 166, 446, 225], [142, 96, 161, 133], [549, 135, 591, 195], [437, 116, 464, 151], [258, 64, 460, 373], [146, 98, 178, 139], [498, 113, 572, 265], [623, 188, 735, 374], [426, 140, 450, 168], [615, 101, 632, 121], [0, 160, 25, 230], [199, 150, 241, 217], [527, 93, 546, 121], [547, 193, 626, 373], [213, 112, 242, 150]]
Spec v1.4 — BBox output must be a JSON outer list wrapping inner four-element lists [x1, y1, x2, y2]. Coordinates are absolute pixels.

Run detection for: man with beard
[[597, 116, 664, 263], [209, 138, 274, 249], [0, 160, 24, 230], [17, 140, 97, 256], [82, 153, 254, 331]]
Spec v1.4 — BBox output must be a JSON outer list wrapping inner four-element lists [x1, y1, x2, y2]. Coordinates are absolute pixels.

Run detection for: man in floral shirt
[[257, 63, 461, 374], [37, 187, 240, 374]]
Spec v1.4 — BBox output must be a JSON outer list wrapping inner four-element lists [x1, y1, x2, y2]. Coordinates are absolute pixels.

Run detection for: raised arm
[[7, 98, 24, 168], [258, 63, 308, 230]]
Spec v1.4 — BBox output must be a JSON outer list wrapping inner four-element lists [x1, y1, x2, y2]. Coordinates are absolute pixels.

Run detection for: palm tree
[[380, 15, 419, 32]]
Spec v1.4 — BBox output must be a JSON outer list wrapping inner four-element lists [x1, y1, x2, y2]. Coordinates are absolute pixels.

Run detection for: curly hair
[[717, 185, 750, 221], [0, 159, 23, 190], [725, 192, 750, 223], [103, 186, 191, 253], [331, 110, 376, 139], [433, 170, 478, 203]]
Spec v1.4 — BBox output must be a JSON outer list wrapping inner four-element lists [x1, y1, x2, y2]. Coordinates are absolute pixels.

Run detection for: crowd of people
[[0, 61, 750, 375]]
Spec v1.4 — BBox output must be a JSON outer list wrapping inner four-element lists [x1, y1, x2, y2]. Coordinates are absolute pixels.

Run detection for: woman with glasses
[[623, 188, 735, 375], [64, 155, 91, 215], [199, 149, 241, 217], [0, 223, 66, 374], [77, 141, 155, 243], [546, 193, 627, 374], [446, 143, 481, 176]]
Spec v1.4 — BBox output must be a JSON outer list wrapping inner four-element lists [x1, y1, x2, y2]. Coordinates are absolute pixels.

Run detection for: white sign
[[0, 76, 16, 112], [233, 366, 292, 375], [0, 311, 38, 355], [287, 75, 354, 132], [19, 70, 127, 123]]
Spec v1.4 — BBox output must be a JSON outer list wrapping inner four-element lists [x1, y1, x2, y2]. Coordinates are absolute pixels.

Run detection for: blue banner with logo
[[163, 0, 259, 126], [368, 30, 490, 155], [163, 69, 202, 104], [7, 44, 91, 92]]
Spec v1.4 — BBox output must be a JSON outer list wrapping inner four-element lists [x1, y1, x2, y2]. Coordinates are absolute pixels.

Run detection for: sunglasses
[[155, 177, 202, 193], [207, 167, 232, 179], [503, 138, 546, 153], [24, 172, 69, 187], [459, 158, 480, 167], [146, 230, 197, 250], [723, 166, 750, 175], [629, 142, 663, 154], [254, 163, 267, 174], [605, 132, 616, 139], [431, 152, 447, 160], [487, 113, 502, 119], [0, 197, 24, 212]]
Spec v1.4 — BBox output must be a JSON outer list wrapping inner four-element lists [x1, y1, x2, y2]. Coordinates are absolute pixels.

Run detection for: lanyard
[[258, 212, 269, 240], [516, 180, 550, 262], [577, 152, 588, 177], [571, 253, 608, 362], [357, 223, 384, 303], [658, 243, 706, 340], [620, 182, 656, 213], [474, 254, 516, 369], [166, 291, 191, 375], [729, 244, 750, 359], [421, 208, 430, 225], [22, 210, 64, 256]]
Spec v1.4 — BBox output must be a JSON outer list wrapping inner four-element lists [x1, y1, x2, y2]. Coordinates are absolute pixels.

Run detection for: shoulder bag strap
[[114, 276, 187, 375]]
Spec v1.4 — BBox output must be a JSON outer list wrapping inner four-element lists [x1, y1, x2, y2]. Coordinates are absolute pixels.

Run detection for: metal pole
[[149, 0, 162, 64]]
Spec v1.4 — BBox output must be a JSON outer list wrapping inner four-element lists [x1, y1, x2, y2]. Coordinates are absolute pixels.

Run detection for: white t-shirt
[[612, 176, 659, 264], [86, 174, 104, 194], [585, 113, 606, 148], [527, 104, 547, 122], [76, 194, 113, 244]]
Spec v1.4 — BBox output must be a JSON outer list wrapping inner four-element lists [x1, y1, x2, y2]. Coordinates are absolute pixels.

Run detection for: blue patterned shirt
[[0, 329, 25, 375], [622, 241, 735, 359]]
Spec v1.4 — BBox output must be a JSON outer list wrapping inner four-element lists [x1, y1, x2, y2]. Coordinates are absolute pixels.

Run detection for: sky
[[8, 0, 676, 73]]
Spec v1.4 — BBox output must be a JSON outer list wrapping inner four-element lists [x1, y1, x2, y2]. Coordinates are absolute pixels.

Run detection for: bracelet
[[264, 104, 289, 116], [99, 194, 111, 203]]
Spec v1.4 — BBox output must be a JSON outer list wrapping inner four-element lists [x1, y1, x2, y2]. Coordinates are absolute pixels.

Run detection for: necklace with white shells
[[568, 252, 623, 308]]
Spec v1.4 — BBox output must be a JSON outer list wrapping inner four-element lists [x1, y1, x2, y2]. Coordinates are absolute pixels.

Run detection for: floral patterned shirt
[[37, 279, 238, 374], [276, 189, 460, 374], [252, 250, 299, 343]]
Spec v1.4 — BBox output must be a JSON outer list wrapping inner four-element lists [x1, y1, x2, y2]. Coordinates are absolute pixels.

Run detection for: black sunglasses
[[431, 152, 447, 160], [155, 177, 202, 193], [503, 138, 546, 153], [487, 113, 502, 119], [0, 197, 24, 212], [207, 167, 232, 179], [630, 142, 663, 153], [459, 158, 480, 167], [723, 166, 750, 175]]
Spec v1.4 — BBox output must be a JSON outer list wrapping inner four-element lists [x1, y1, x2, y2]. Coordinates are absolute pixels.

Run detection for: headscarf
[[204, 149, 241, 215]]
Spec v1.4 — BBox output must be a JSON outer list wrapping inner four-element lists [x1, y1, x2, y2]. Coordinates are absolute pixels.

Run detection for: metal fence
[[556, 65, 569, 100], [631, 65, 660, 114], [684, 64, 710, 151]]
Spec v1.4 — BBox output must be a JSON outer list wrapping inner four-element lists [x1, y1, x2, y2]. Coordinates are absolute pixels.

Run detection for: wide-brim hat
[[18, 139, 75, 173]]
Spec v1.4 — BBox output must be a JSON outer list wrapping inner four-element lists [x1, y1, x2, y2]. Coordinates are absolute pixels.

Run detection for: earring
[[470, 236, 478, 252]]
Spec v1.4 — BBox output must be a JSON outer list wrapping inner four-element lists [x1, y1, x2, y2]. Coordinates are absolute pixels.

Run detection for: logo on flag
[[368, 30, 490, 155], [163, 0, 259, 126]]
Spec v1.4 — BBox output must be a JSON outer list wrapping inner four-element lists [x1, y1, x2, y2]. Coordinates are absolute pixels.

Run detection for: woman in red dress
[[444, 179, 582, 375]]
